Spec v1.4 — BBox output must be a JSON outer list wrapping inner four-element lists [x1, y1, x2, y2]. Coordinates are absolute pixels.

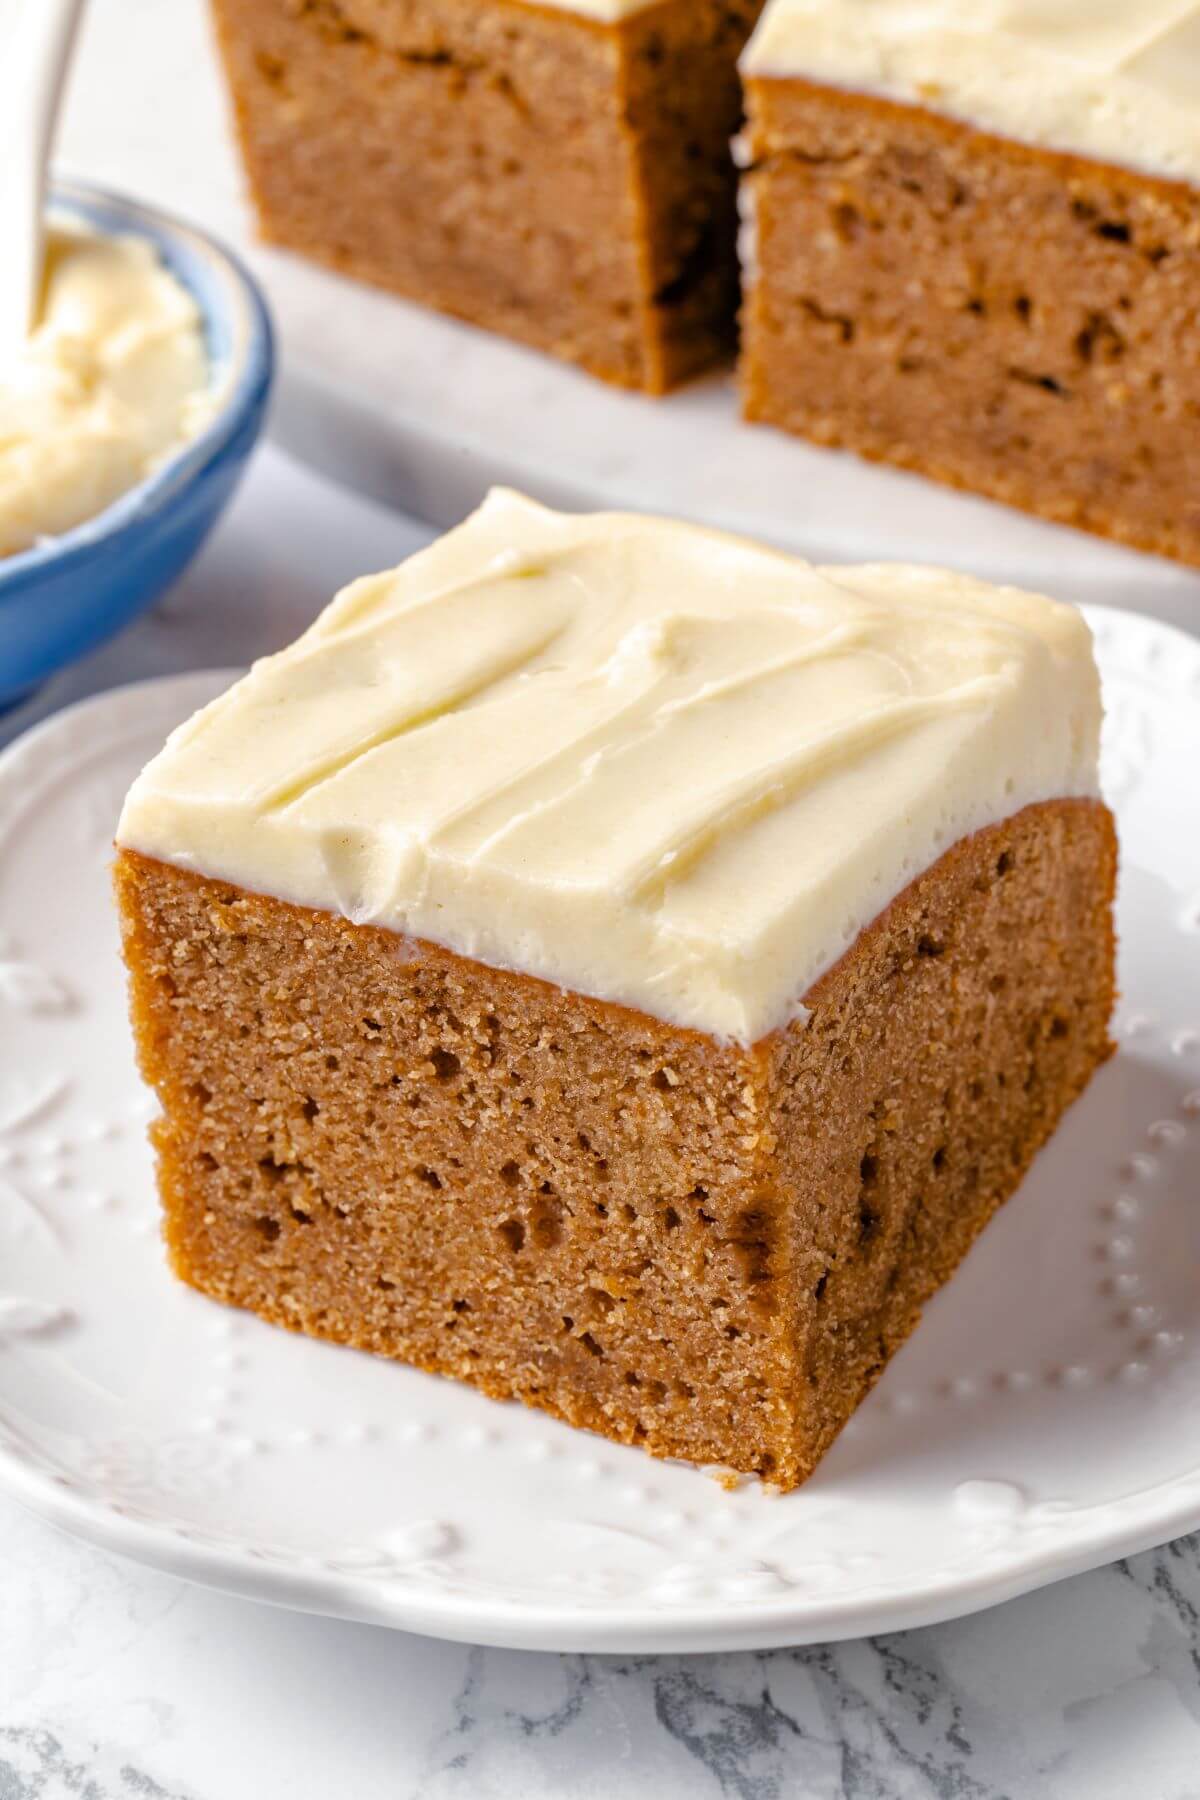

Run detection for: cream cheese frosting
[[117, 489, 1102, 1044], [741, 0, 1200, 187], [0, 220, 212, 559]]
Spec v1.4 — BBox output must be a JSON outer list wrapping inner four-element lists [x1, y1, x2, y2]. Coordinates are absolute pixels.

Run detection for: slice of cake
[[210, 0, 762, 391], [739, 1, 1200, 565], [114, 489, 1116, 1489]]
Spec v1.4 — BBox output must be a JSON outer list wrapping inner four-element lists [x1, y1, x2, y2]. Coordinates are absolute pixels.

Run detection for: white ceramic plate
[[0, 621, 1198, 1653]]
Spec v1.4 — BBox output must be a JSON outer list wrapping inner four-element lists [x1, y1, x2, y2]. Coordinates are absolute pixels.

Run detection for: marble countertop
[[2, 446, 1199, 1800], [6, 1478, 1200, 1800]]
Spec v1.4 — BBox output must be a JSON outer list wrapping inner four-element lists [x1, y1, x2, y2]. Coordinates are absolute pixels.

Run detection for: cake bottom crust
[[114, 798, 1117, 1488]]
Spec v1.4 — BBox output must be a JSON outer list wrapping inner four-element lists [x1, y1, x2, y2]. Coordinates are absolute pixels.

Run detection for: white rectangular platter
[[62, 0, 1200, 631]]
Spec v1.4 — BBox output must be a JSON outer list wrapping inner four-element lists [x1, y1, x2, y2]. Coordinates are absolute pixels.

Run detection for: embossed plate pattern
[[0, 615, 1198, 1653]]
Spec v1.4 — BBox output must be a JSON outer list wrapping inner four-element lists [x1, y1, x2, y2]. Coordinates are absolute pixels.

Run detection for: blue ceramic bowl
[[0, 180, 274, 710]]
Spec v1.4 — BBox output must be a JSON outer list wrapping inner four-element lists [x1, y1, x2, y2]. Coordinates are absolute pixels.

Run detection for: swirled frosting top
[[741, 0, 1200, 186], [118, 489, 1101, 1043]]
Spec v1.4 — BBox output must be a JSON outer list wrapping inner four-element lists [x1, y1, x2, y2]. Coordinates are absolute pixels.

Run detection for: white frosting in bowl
[[118, 489, 1102, 1044], [0, 219, 212, 559], [742, 0, 1200, 187]]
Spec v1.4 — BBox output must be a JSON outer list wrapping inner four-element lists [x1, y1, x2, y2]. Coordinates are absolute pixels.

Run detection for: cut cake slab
[[114, 490, 1117, 1487]]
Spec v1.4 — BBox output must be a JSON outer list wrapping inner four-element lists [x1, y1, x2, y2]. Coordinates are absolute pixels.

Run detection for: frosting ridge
[[117, 490, 1102, 1043]]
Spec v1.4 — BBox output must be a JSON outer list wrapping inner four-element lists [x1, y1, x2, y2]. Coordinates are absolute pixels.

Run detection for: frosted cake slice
[[114, 489, 1116, 1488]]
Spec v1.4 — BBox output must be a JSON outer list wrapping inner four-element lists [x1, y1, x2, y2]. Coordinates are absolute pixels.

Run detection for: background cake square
[[210, 0, 761, 391], [114, 490, 1117, 1488], [739, 0, 1200, 565]]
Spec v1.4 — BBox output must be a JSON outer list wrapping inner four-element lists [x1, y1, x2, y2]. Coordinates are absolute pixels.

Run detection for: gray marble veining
[[405, 1537, 1200, 1800], [5, 1492, 1200, 1800]]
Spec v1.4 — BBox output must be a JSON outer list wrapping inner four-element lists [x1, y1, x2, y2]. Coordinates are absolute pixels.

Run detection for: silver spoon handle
[[0, 0, 88, 350]]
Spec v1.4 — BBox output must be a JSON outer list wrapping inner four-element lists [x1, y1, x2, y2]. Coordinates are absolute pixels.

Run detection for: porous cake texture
[[739, 0, 1200, 565], [115, 491, 1117, 1487], [211, 0, 761, 391]]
